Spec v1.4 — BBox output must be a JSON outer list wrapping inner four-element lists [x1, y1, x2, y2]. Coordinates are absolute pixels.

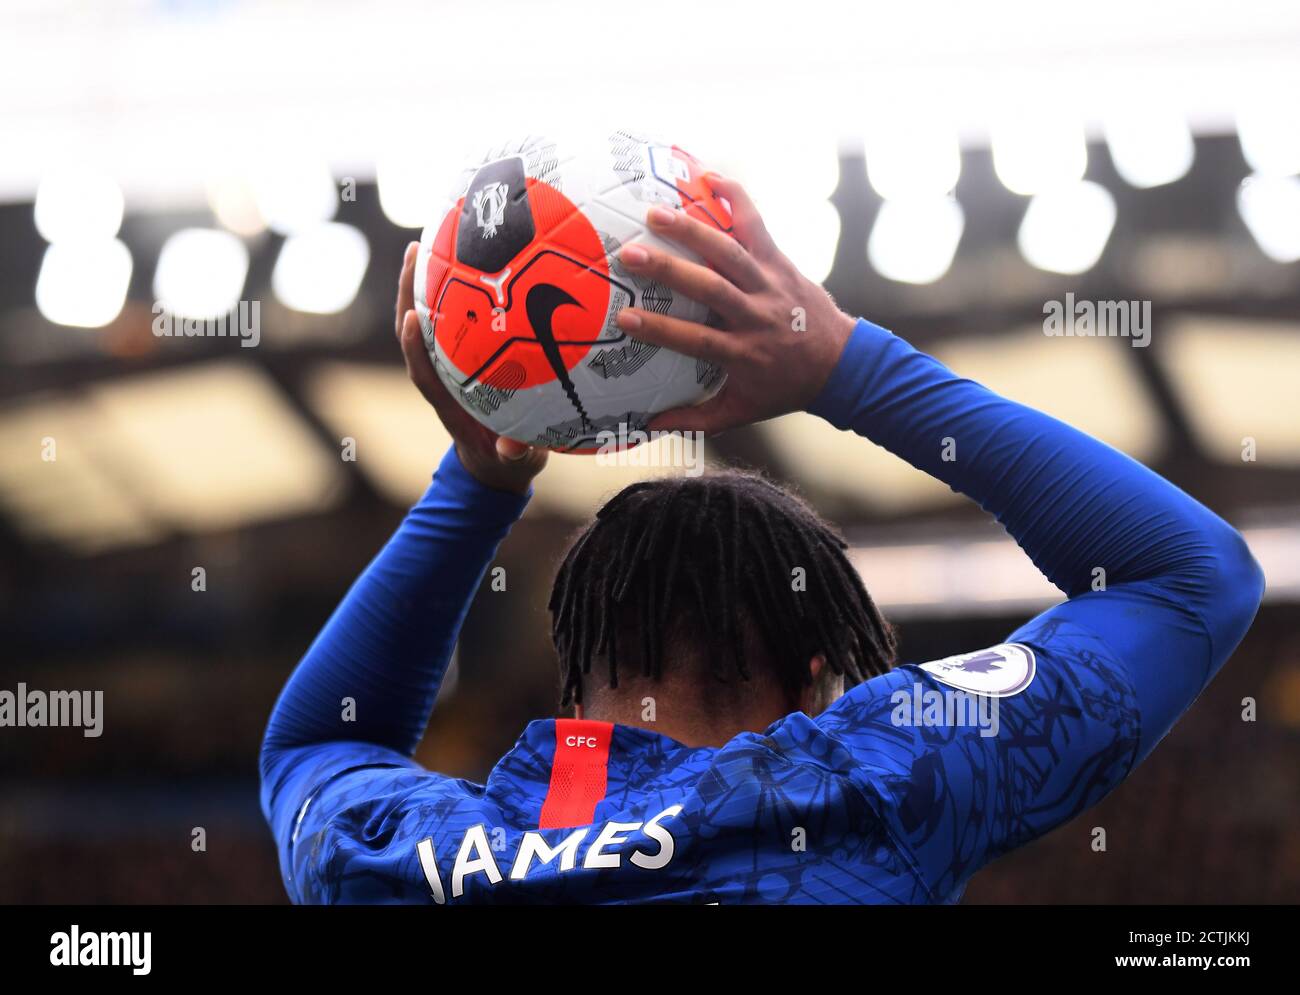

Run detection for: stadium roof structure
[[3, 132, 1296, 523]]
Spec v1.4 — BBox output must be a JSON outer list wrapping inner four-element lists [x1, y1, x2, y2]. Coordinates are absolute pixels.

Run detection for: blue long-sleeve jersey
[[259, 318, 1264, 904]]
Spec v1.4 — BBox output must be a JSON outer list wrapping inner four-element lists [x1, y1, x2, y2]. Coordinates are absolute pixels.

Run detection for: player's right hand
[[614, 174, 857, 436], [395, 242, 547, 494]]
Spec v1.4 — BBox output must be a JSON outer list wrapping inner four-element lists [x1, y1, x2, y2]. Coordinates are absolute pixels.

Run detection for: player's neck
[[578, 693, 788, 749], [581, 710, 772, 749]]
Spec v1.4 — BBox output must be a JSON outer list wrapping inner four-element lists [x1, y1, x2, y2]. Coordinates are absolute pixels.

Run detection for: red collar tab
[[538, 719, 614, 829]]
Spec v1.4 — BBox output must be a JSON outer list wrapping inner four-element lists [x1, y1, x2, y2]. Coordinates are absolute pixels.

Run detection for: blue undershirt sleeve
[[808, 319, 1264, 762], [800, 319, 1263, 892], [259, 445, 530, 850]]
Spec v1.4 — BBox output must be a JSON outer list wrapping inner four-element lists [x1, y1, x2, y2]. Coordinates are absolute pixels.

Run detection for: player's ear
[[800, 654, 841, 716]]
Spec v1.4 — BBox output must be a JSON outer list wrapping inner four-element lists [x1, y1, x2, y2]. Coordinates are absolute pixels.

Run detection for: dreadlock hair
[[548, 469, 897, 709]]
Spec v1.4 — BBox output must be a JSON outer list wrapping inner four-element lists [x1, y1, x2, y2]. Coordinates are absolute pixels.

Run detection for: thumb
[[495, 436, 532, 461]]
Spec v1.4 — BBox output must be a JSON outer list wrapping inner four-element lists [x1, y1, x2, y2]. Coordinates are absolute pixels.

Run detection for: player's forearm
[[809, 318, 1263, 677], [260, 446, 529, 766]]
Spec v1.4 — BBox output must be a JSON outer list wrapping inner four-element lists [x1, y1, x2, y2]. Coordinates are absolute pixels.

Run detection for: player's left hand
[[615, 174, 857, 435], [395, 242, 548, 494]]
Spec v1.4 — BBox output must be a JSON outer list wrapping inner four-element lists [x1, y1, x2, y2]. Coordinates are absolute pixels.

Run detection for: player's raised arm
[[619, 176, 1265, 892], [258, 244, 546, 853]]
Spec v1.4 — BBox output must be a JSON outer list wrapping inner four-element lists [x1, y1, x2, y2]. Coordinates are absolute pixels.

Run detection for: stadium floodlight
[[1237, 102, 1300, 177], [272, 222, 370, 314], [206, 173, 267, 237], [733, 138, 842, 284], [377, 151, 445, 230], [34, 167, 125, 243], [1237, 173, 1300, 263], [35, 239, 133, 328], [760, 197, 841, 285], [1017, 180, 1116, 274], [992, 113, 1087, 196], [1104, 109, 1195, 189], [154, 228, 250, 320], [867, 195, 965, 285], [251, 156, 338, 236], [866, 119, 961, 202]]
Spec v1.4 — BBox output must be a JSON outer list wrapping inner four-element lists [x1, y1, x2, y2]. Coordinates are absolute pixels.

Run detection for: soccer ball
[[413, 132, 732, 453]]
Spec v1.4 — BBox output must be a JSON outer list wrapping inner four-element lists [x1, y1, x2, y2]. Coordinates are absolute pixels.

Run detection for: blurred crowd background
[[1, 0, 1298, 903]]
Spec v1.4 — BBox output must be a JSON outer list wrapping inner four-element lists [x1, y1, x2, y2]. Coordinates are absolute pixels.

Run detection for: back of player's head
[[548, 468, 896, 707]]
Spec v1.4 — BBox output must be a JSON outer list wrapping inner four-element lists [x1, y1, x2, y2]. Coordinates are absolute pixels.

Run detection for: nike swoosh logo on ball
[[525, 283, 590, 426]]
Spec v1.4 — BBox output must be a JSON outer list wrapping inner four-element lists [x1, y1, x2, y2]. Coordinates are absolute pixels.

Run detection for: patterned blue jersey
[[260, 319, 1263, 904], [275, 615, 1137, 904]]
